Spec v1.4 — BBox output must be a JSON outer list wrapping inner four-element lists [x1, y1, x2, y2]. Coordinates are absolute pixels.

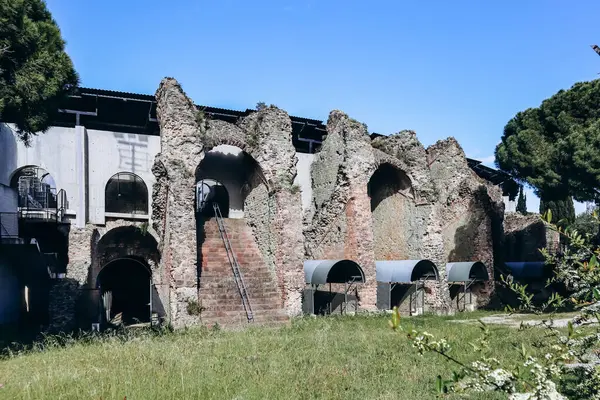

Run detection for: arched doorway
[[196, 179, 230, 218], [90, 226, 163, 328], [97, 258, 151, 326], [195, 144, 265, 219]]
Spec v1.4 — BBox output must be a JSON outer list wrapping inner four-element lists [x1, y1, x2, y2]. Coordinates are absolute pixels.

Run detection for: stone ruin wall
[[50, 219, 163, 332], [427, 139, 504, 308], [303, 111, 377, 309], [304, 113, 503, 313], [152, 78, 305, 326], [503, 212, 559, 262], [370, 132, 450, 311], [51, 78, 506, 331]]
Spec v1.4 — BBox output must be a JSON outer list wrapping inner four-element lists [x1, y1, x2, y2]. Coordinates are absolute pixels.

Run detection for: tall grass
[[0, 313, 555, 399]]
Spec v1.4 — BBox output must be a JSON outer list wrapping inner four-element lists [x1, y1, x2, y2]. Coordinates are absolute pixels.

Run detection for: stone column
[[74, 125, 88, 228], [154, 78, 204, 328], [274, 190, 305, 315], [48, 226, 95, 332], [240, 107, 305, 316], [304, 110, 377, 310], [427, 138, 504, 309]]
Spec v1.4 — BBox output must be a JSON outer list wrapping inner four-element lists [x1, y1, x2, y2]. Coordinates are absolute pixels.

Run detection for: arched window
[[10, 166, 57, 209], [196, 179, 230, 218], [105, 173, 148, 215]]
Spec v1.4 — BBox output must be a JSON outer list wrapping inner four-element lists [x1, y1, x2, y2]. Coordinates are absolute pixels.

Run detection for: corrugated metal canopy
[[505, 262, 547, 280], [376, 260, 439, 283], [446, 262, 489, 282], [304, 260, 365, 285]]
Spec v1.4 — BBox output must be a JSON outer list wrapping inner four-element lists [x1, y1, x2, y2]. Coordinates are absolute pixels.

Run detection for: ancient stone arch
[[152, 78, 305, 324], [90, 224, 161, 288], [202, 120, 250, 153]]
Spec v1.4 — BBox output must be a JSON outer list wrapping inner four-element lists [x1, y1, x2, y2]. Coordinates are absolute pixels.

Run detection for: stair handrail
[[212, 203, 254, 322]]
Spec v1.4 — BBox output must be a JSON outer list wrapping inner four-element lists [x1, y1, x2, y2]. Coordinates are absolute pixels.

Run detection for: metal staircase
[[212, 203, 254, 323]]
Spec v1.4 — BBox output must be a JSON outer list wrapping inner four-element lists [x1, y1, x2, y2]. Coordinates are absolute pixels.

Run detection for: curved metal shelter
[[303, 260, 364, 316], [375, 260, 439, 314], [375, 260, 439, 283], [304, 260, 365, 285], [446, 262, 489, 283], [505, 262, 547, 280]]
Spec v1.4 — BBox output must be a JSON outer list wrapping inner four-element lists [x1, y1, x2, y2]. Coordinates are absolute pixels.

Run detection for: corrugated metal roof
[[446, 262, 489, 282], [304, 260, 365, 285], [77, 87, 326, 126], [376, 260, 439, 283], [78, 87, 155, 101]]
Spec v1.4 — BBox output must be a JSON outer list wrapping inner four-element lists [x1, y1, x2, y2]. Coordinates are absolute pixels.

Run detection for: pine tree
[[516, 186, 527, 214], [0, 0, 79, 144], [496, 79, 600, 203]]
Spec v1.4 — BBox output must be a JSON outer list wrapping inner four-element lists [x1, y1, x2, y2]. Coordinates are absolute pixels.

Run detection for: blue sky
[[46, 0, 600, 213]]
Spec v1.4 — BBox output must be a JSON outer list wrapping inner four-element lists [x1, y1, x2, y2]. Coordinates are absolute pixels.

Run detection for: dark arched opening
[[368, 163, 417, 261], [85, 226, 164, 329], [105, 172, 149, 215], [97, 258, 151, 326], [367, 163, 412, 212], [195, 145, 265, 219], [196, 179, 230, 218]]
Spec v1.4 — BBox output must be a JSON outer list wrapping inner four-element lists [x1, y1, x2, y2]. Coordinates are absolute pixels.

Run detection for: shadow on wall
[[367, 163, 413, 211], [369, 163, 418, 260], [504, 222, 547, 262], [0, 123, 18, 185], [113, 132, 151, 174], [448, 186, 504, 307], [196, 148, 266, 214], [448, 186, 501, 263]]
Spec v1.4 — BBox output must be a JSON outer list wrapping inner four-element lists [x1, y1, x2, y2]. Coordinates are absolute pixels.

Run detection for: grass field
[[0, 312, 569, 400]]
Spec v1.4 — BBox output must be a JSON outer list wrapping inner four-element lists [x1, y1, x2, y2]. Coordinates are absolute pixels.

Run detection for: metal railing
[[16, 188, 67, 223], [213, 203, 254, 323]]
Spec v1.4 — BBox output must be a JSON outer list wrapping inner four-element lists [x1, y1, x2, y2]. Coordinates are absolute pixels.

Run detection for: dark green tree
[[572, 206, 600, 239], [516, 186, 527, 214], [539, 196, 575, 226], [495, 79, 600, 203], [0, 0, 79, 144]]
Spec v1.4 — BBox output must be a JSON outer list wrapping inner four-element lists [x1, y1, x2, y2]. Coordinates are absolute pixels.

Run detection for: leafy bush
[[390, 209, 600, 399]]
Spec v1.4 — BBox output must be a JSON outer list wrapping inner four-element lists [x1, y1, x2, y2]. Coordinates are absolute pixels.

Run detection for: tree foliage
[[516, 186, 527, 214], [389, 211, 600, 399], [539, 196, 575, 226], [495, 79, 600, 203], [0, 0, 78, 144], [572, 206, 600, 241]]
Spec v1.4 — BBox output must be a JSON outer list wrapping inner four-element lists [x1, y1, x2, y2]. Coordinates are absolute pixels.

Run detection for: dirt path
[[451, 313, 583, 328]]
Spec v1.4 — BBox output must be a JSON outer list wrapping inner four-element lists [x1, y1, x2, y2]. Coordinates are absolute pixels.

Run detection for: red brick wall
[[198, 218, 288, 326]]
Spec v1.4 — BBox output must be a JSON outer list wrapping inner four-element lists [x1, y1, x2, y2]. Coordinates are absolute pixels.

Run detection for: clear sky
[[46, 0, 600, 213]]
